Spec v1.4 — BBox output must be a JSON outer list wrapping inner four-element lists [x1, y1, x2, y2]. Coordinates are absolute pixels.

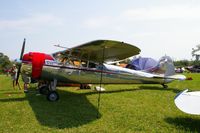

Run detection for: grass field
[[0, 73, 200, 132]]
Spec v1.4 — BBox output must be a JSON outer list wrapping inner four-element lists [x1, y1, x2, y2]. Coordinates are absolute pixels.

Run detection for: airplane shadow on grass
[[165, 117, 200, 132], [27, 85, 176, 129], [84, 85, 181, 96], [0, 85, 181, 129], [26, 85, 171, 129], [25, 88, 100, 129], [138, 85, 181, 93], [0, 89, 100, 129], [101, 85, 181, 95]]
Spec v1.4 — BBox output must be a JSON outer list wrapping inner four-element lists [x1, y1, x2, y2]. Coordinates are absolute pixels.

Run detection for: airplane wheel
[[80, 84, 91, 89], [86, 85, 91, 89], [80, 84, 84, 89], [47, 91, 59, 102], [39, 85, 49, 95]]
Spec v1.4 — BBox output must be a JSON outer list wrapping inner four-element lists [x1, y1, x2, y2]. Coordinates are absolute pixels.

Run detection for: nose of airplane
[[22, 52, 33, 62], [22, 52, 54, 79]]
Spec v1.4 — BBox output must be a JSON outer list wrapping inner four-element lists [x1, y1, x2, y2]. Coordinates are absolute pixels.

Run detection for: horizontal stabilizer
[[174, 89, 200, 115], [153, 74, 186, 80], [167, 74, 186, 80]]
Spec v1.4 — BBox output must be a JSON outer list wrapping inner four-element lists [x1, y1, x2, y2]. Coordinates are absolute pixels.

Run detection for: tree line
[[173, 60, 200, 67]]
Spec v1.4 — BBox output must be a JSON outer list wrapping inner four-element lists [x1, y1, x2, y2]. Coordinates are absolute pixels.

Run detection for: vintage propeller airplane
[[16, 39, 186, 101]]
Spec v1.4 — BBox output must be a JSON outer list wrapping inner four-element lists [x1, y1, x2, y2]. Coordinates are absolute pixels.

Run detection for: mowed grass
[[0, 73, 200, 132]]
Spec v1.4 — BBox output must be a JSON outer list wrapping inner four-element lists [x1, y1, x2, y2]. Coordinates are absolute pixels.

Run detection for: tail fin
[[151, 56, 175, 76], [159, 56, 175, 76]]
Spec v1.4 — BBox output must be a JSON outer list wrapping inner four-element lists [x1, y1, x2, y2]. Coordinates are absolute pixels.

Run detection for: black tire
[[84, 85, 89, 89], [80, 84, 91, 89], [39, 85, 49, 95], [86, 85, 91, 89], [80, 84, 84, 89], [47, 91, 59, 102]]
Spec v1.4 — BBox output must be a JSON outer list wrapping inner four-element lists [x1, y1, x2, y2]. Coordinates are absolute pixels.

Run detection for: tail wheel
[[47, 91, 59, 102]]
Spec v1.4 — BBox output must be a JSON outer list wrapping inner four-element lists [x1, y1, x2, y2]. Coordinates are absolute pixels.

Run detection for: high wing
[[53, 40, 141, 63]]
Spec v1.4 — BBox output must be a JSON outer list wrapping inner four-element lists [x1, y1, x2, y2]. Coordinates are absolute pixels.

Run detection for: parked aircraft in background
[[185, 65, 200, 73]]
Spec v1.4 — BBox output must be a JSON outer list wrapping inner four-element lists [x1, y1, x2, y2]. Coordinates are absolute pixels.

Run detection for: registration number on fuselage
[[45, 60, 58, 66]]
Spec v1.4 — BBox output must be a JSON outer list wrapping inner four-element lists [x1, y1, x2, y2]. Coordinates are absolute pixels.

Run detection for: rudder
[[158, 56, 175, 76]]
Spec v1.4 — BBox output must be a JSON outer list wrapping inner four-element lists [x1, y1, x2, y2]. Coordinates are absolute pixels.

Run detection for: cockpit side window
[[88, 62, 97, 68]]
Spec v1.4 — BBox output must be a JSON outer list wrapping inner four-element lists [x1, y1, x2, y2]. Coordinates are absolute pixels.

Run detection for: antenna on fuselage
[[54, 44, 69, 49]]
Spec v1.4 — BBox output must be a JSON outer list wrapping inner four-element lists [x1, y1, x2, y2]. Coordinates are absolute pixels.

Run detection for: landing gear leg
[[47, 79, 59, 102], [162, 84, 168, 89]]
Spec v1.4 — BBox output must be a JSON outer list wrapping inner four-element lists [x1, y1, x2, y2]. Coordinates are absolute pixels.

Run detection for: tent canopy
[[128, 57, 158, 71]]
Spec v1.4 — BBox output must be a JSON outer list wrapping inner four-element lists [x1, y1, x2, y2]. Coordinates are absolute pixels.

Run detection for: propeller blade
[[20, 38, 26, 60], [16, 38, 26, 85]]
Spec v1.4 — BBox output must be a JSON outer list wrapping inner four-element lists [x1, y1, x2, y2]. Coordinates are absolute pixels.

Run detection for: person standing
[[10, 64, 21, 89]]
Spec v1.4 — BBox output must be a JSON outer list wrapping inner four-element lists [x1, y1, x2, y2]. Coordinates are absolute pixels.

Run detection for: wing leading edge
[[53, 40, 141, 63]]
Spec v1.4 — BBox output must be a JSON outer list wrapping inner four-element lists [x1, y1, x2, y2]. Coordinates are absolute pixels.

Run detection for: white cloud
[[122, 6, 200, 21], [83, 6, 196, 31], [83, 5, 200, 40], [84, 16, 112, 29], [0, 14, 63, 31], [84, 5, 200, 29]]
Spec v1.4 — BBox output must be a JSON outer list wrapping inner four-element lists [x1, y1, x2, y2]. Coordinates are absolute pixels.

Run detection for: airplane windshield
[[52, 52, 98, 69]]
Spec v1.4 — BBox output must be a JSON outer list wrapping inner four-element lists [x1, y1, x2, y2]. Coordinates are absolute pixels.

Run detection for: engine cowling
[[22, 52, 54, 79]]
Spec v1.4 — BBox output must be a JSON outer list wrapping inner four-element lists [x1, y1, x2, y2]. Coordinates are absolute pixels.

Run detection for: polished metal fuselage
[[21, 61, 173, 85]]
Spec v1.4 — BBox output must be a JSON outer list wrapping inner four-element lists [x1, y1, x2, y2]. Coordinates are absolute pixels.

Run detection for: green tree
[[0, 53, 12, 74], [192, 44, 200, 61], [174, 60, 191, 67]]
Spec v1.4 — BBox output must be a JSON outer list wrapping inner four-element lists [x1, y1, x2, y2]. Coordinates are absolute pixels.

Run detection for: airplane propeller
[[16, 38, 26, 86]]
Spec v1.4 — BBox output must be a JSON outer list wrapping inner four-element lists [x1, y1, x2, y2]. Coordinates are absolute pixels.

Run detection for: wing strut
[[97, 46, 105, 118]]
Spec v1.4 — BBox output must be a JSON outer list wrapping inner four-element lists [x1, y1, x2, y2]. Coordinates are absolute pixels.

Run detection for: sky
[[1, 0, 200, 61]]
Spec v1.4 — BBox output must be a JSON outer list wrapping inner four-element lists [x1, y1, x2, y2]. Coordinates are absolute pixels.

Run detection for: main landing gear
[[38, 79, 59, 102], [47, 91, 59, 102], [80, 84, 91, 89]]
